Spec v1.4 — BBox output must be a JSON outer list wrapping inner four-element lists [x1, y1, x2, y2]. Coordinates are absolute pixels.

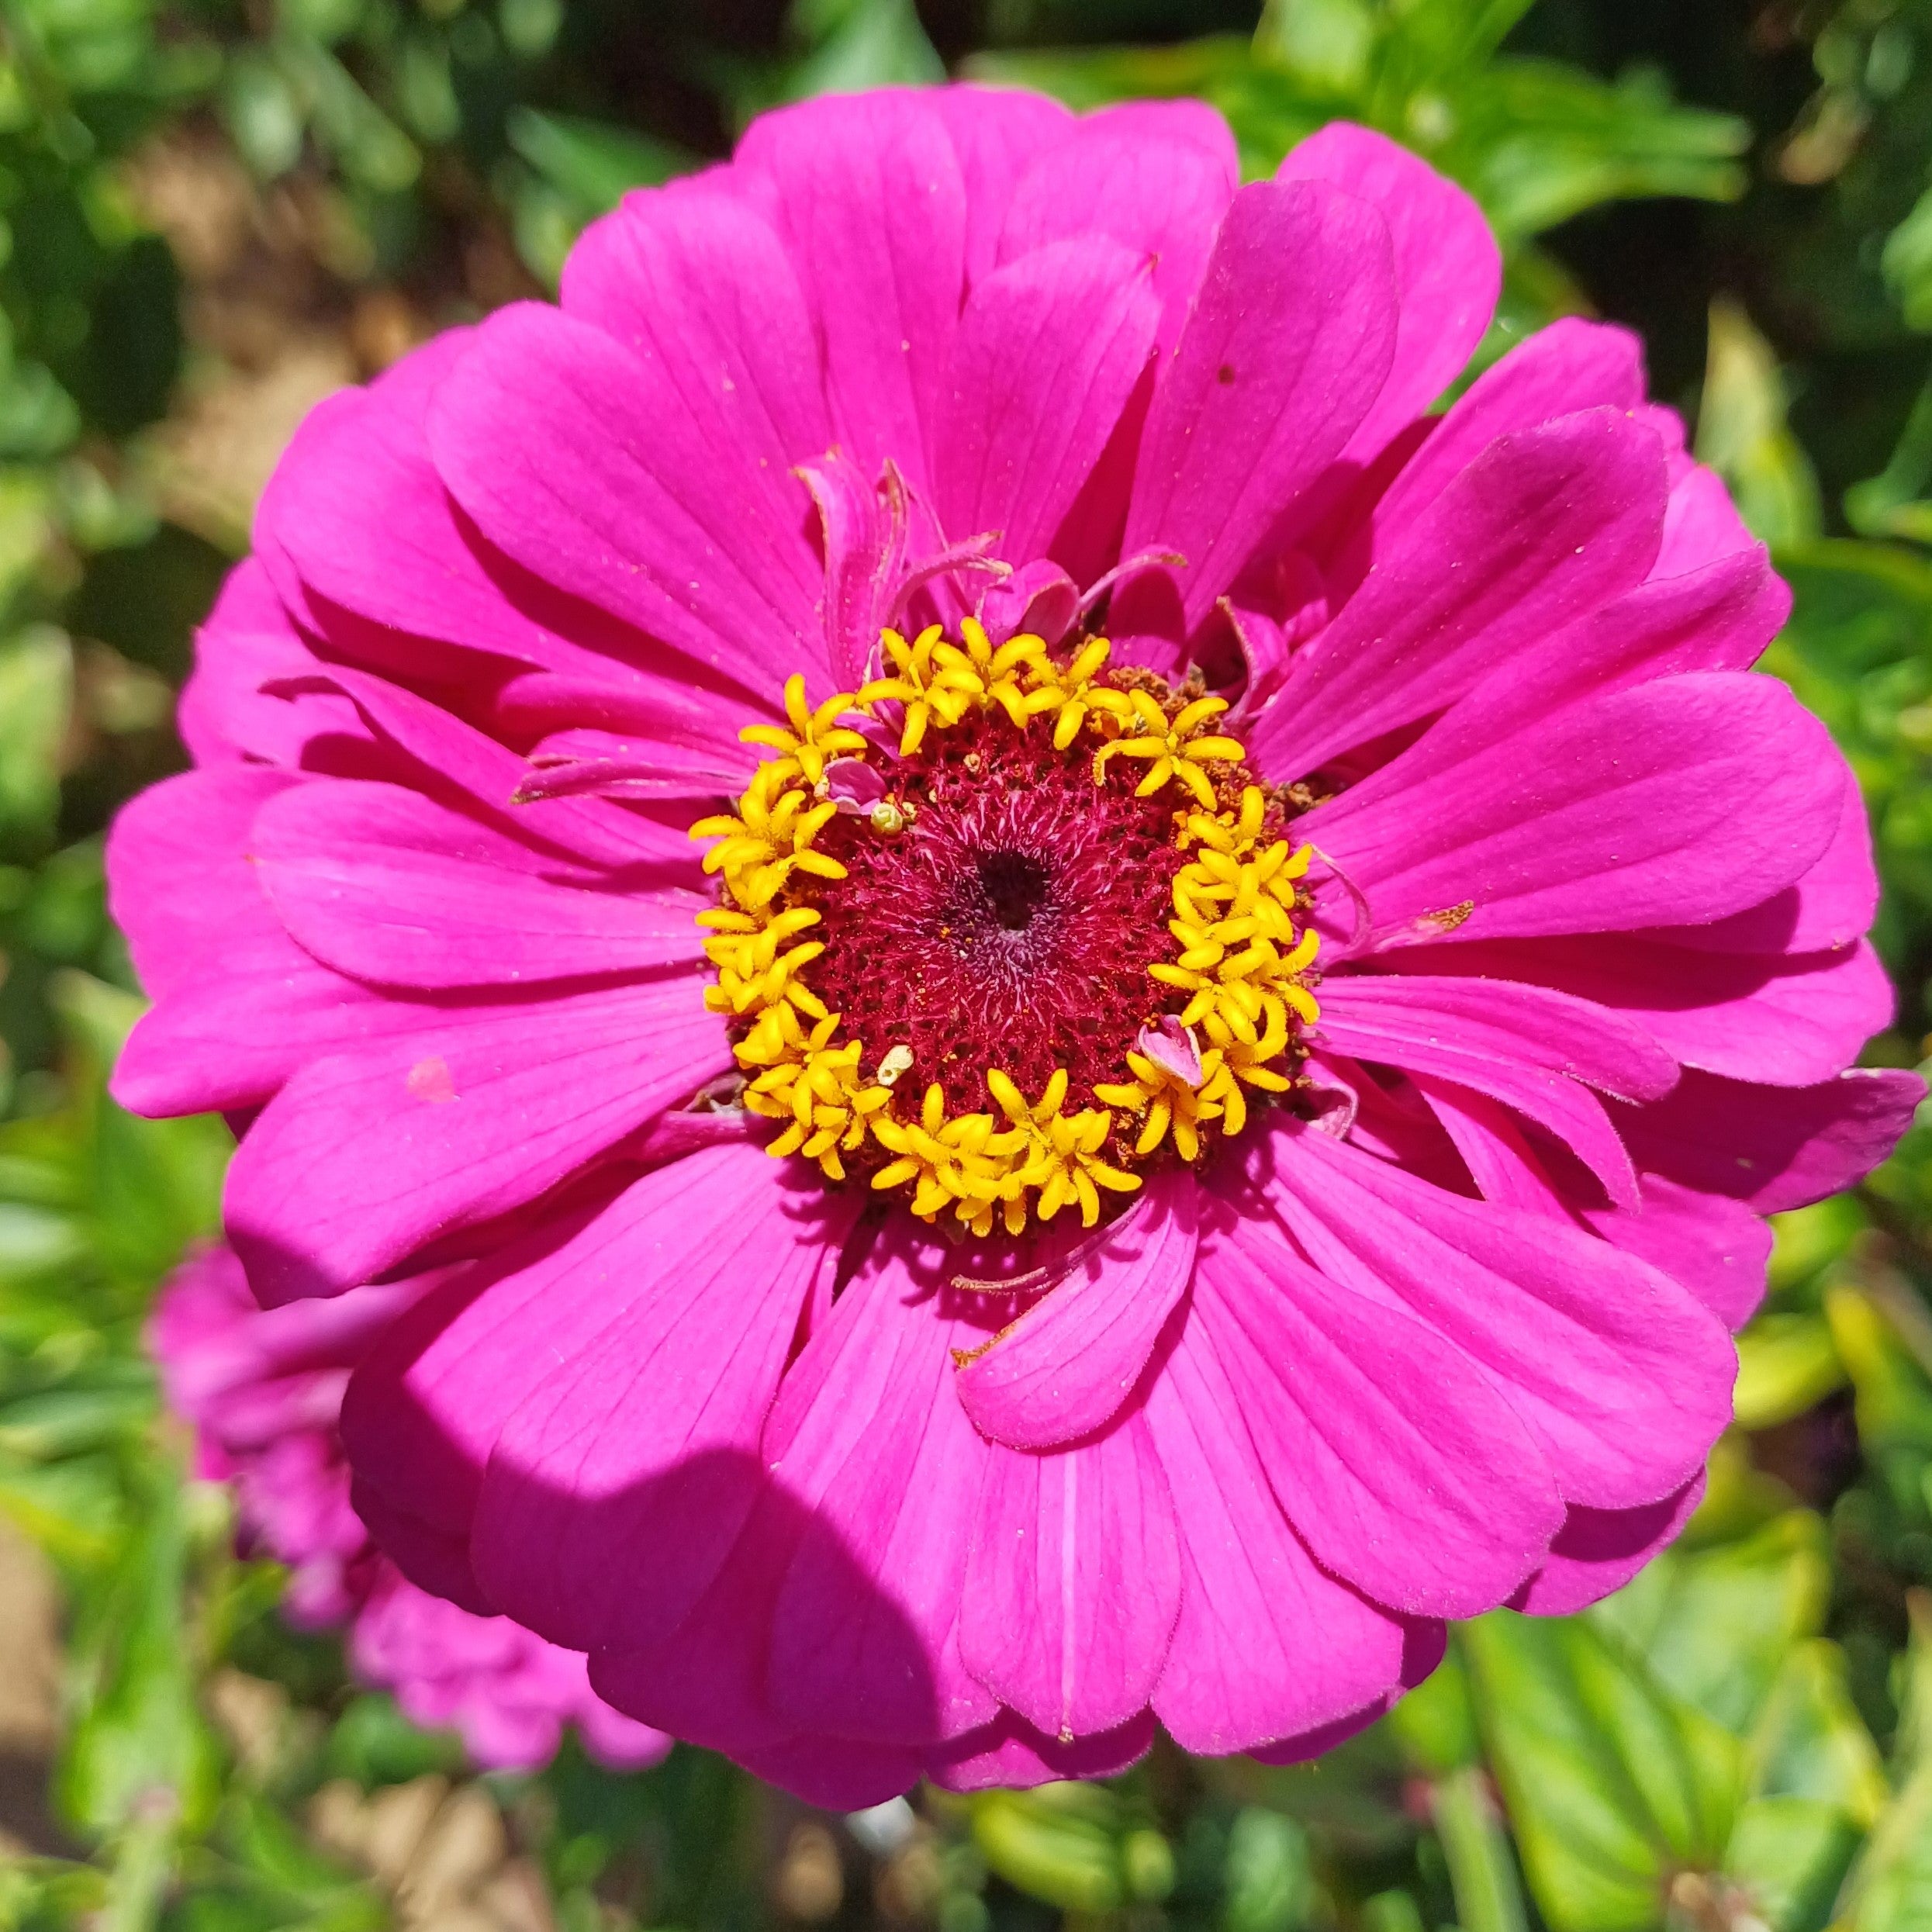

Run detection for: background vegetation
[[3, 0, 1932, 1927]]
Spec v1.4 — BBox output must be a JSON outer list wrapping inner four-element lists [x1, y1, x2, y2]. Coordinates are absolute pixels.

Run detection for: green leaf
[[1428, 1764, 1529, 1932], [1590, 1512, 1833, 1738], [0, 1358, 155, 1460], [504, 107, 695, 215], [1694, 298, 1823, 549], [56, 1459, 223, 1849], [1253, 0, 1375, 96], [1770, 1199, 1870, 1301], [45, 971, 228, 1287], [1746, 1641, 1888, 1827], [1220, 1808, 1311, 1932], [1833, 1595, 1932, 1932], [968, 1787, 1128, 1916], [0, 625, 72, 848], [212, 1789, 386, 1931], [1388, 1640, 1481, 1774], [1434, 59, 1749, 243], [1882, 185, 1932, 334], [0, 1448, 126, 1564], [1361, 1892, 1426, 1932], [777, 0, 944, 102], [320, 1692, 464, 1790], [1827, 1286, 1932, 1478], [221, 48, 304, 178], [1722, 1795, 1861, 1932], [1734, 1313, 1848, 1432], [1847, 373, 1932, 544], [1461, 1612, 1740, 1932]]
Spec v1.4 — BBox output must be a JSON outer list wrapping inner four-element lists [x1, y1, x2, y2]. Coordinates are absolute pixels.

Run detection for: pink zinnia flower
[[150, 1246, 668, 1775], [111, 86, 1916, 1806]]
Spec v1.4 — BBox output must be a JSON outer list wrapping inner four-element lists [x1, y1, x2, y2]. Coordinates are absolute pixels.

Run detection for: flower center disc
[[690, 624, 1325, 1239]]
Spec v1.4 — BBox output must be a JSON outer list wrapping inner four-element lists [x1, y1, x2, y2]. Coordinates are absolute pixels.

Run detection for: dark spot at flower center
[[974, 849, 1051, 932]]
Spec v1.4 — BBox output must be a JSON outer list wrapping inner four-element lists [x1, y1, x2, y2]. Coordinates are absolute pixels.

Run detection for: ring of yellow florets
[[687, 620, 1322, 1239]]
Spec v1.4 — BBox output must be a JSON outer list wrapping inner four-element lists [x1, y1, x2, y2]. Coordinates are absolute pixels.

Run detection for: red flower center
[[797, 707, 1189, 1115]]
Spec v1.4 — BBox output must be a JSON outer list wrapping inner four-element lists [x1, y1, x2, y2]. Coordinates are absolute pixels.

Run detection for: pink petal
[[1657, 461, 1759, 575], [796, 451, 917, 690], [463, 1146, 855, 1652], [1415, 1087, 1775, 1331], [1512, 1478, 1706, 1616], [1584, 1176, 1772, 1332], [1277, 122, 1499, 466], [734, 91, 968, 500], [997, 103, 1237, 353], [254, 338, 591, 672], [960, 1415, 1179, 1742], [929, 1710, 1156, 1792], [349, 1474, 495, 1613], [588, 1487, 819, 1759], [1320, 972, 1676, 1100], [1353, 316, 1647, 558], [1306, 672, 1847, 948], [113, 923, 417, 1118], [728, 1737, 923, 1811], [491, 662, 767, 776], [593, 1474, 931, 1808], [1258, 1123, 1737, 1510], [1122, 179, 1399, 632], [1316, 973, 1678, 1206], [977, 559, 1079, 647], [927, 84, 1077, 288], [1249, 408, 1667, 780], [107, 766, 299, 999], [954, 1170, 1197, 1450], [252, 779, 707, 990], [936, 238, 1160, 569], [762, 1244, 999, 1747], [1195, 1217, 1562, 1619], [1245, 1625, 1446, 1764], [1622, 1066, 1923, 1212], [1411, 1080, 1569, 1215], [1390, 934, 1891, 1089], [1308, 542, 1788, 800], [1142, 1308, 1409, 1754], [1665, 774, 1878, 956], [513, 731, 749, 805], [306, 662, 695, 875], [561, 181, 830, 473], [342, 1202, 622, 1571], [426, 303, 828, 693], [226, 975, 728, 1302], [575, 1697, 673, 1774], [176, 559, 344, 768]]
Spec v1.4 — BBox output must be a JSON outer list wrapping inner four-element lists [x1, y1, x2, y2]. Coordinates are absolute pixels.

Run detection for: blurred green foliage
[[3, 1, 1932, 1929]]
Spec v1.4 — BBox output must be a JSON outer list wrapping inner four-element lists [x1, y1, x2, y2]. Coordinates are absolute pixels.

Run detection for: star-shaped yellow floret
[[1023, 636, 1117, 751], [859, 619, 1056, 754], [696, 904, 827, 1018], [1094, 1047, 1216, 1159], [737, 673, 868, 786], [741, 1012, 891, 1182], [870, 1081, 1029, 1229], [1091, 692, 1246, 807], [690, 765, 848, 911], [1149, 912, 1320, 1044], [987, 1068, 1141, 1227]]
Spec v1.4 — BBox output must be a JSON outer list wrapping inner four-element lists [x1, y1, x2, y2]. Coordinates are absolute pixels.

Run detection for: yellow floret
[[737, 672, 868, 786], [1091, 691, 1247, 807]]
